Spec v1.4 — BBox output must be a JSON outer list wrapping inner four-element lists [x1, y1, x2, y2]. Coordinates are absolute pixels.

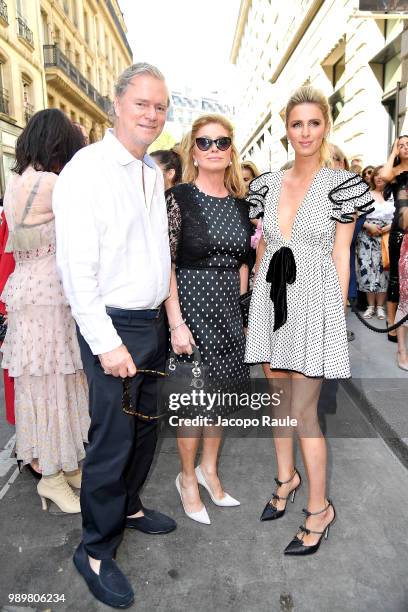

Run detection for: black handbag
[[239, 291, 252, 327], [165, 345, 209, 391]]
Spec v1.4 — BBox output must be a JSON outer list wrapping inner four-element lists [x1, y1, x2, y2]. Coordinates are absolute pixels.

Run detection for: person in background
[[351, 157, 363, 168], [0, 210, 15, 428], [72, 122, 89, 146], [350, 163, 362, 175], [362, 165, 375, 185], [150, 148, 182, 189], [241, 160, 260, 187], [241, 161, 261, 290], [380, 136, 408, 357], [330, 144, 350, 170], [166, 113, 251, 525], [0, 109, 89, 511], [356, 166, 394, 319]]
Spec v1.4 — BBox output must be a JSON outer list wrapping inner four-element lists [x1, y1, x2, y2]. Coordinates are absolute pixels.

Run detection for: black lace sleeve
[[165, 191, 181, 263], [246, 173, 272, 219], [329, 171, 375, 223]]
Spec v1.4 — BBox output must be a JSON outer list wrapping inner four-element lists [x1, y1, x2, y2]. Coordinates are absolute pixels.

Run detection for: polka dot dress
[[166, 183, 251, 398], [245, 168, 374, 379]]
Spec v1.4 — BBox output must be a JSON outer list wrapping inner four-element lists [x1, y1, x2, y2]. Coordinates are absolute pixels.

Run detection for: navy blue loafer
[[126, 507, 177, 534], [73, 542, 134, 609]]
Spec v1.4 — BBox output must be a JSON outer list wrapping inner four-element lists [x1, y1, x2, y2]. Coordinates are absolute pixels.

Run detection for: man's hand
[[99, 344, 137, 378]]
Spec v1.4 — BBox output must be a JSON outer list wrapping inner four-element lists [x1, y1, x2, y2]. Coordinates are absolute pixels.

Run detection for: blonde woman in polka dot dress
[[245, 86, 374, 555], [165, 114, 251, 524]]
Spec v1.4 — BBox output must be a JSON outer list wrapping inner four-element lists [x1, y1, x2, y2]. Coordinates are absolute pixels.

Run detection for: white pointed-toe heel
[[175, 473, 211, 524], [195, 465, 240, 507]]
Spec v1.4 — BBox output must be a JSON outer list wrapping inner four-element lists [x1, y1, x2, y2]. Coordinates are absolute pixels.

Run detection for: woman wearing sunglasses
[[165, 114, 251, 524]]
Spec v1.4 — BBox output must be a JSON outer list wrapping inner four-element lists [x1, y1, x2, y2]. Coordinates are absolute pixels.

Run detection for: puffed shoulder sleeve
[[329, 171, 374, 223], [165, 189, 181, 263], [246, 173, 272, 219]]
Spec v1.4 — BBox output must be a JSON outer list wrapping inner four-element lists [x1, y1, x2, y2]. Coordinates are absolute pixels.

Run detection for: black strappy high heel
[[260, 468, 302, 521], [284, 499, 336, 555]]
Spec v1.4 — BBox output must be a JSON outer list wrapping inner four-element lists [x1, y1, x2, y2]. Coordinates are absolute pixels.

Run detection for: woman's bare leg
[[177, 427, 203, 512], [291, 373, 334, 545], [200, 426, 224, 499], [262, 365, 299, 510]]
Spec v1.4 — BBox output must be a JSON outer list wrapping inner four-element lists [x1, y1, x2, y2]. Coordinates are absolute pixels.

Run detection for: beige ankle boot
[[64, 469, 82, 489], [37, 472, 81, 513]]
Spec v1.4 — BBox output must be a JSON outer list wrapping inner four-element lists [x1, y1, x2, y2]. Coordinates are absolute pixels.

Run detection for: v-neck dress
[[245, 168, 374, 378]]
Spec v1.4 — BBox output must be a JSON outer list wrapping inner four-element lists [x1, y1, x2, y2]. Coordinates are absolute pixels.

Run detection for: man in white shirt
[[53, 63, 175, 609]]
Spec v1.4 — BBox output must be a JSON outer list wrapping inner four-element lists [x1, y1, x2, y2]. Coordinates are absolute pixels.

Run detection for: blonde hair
[[330, 143, 350, 170], [182, 114, 246, 198], [285, 85, 332, 167], [241, 160, 260, 180]]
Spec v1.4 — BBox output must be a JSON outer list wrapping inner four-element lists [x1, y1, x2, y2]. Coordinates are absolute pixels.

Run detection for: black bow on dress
[[266, 246, 296, 331]]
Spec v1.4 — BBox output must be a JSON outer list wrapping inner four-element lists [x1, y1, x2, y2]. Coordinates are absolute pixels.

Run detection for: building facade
[[0, 0, 132, 196], [231, 0, 407, 171], [41, 0, 132, 143], [165, 89, 234, 142], [0, 0, 47, 194]]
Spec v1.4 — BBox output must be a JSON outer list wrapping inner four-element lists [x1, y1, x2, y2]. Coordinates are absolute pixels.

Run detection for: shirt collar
[[104, 128, 156, 169]]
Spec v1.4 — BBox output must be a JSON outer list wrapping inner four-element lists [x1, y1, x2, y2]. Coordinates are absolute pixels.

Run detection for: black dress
[[165, 183, 251, 390], [386, 171, 408, 303]]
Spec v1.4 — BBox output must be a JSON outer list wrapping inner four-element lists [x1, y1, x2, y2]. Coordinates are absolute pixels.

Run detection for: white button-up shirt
[[53, 129, 171, 355]]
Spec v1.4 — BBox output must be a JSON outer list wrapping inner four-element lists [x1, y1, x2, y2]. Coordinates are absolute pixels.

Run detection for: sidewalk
[[346, 309, 408, 466], [0, 316, 407, 611]]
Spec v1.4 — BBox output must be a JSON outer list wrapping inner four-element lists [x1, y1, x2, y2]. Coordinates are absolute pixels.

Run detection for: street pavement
[[0, 311, 407, 612]]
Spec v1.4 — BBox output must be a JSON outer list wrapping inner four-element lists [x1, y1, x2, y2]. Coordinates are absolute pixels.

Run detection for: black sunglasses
[[195, 137, 232, 152], [122, 370, 167, 419]]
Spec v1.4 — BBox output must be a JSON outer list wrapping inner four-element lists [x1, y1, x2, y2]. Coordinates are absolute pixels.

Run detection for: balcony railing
[[0, 0, 8, 25], [0, 88, 9, 115], [24, 101, 34, 124], [105, 0, 132, 58], [43, 44, 112, 115], [16, 16, 34, 47]]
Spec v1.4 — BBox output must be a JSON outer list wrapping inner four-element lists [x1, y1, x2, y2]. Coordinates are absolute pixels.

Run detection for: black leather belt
[[106, 307, 162, 319]]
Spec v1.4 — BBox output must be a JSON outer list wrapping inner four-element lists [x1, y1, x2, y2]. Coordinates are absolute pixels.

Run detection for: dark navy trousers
[[77, 309, 167, 559]]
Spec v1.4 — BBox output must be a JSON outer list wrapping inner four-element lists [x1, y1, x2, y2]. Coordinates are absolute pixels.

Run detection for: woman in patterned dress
[[245, 86, 373, 555], [380, 137, 408, 367], [1, 110, 90, 513], [165, 114, 251, 524], [355, 166, 394, 320]]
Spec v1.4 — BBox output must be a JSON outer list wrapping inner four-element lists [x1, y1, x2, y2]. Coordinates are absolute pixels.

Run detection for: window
[[72, 0, 78, 26], [65, 40, 71, 60], [332, 55, 345, 88], [41, 11, 49, 44], [16, 0, 26, 19], [53, 26, 60, 45], [75, 51, 81, 71], [83, 11, 89, 43], [22, 76, 34, 124], [0, 59, 9, 115]]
